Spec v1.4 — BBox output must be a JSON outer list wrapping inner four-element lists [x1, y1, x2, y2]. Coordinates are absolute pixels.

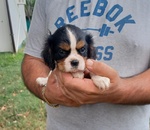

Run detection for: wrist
[[115, 78, 131, 104], [41, 85, 59, 107], [115, 77, 139, 105]]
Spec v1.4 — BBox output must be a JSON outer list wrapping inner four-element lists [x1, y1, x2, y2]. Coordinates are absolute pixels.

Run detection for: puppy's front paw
[[36, 77, 48, 86], [72, 72, 84, 79], [91, 75, 110, 90]]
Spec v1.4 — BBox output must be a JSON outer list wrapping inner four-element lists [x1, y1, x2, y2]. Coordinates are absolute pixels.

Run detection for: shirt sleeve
[[24, 0, 47, 58]]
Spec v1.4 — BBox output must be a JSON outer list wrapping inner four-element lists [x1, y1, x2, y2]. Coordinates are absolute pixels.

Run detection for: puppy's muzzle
[[70, 59, 79, 67]]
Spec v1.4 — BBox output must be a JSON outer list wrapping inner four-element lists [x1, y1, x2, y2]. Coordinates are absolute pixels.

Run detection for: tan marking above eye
[[59, 43, 70, 51], [76, 41, 85, 49]]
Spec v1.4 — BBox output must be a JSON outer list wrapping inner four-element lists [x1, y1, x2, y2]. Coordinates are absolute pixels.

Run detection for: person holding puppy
[[22, 0, 150, 130]]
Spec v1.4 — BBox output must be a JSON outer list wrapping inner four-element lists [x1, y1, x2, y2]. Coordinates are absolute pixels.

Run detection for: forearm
[[85, 60, 150, 105], [21, 54, 50, 100], [119, 69, 150, 105]]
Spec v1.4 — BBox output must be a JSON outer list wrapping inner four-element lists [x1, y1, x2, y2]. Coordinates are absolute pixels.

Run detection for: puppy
[[36, 24, 110, 90]]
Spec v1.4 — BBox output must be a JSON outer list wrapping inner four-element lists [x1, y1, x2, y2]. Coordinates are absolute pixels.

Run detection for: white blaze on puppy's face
[[64, 28, 85, 72]]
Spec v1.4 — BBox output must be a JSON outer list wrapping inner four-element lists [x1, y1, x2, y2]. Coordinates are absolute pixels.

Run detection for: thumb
[[86, 59, 118, 78]]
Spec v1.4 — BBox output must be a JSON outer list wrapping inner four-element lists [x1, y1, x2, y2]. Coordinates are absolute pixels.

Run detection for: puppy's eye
[[58, 49, 66, 56], [79, 47, 86, 53]]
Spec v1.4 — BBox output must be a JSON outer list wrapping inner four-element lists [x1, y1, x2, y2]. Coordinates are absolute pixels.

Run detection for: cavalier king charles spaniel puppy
[[36, 24, 110, 90]]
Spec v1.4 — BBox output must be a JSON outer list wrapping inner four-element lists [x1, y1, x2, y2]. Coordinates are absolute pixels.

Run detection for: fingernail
[[86, 59, 93, 67]]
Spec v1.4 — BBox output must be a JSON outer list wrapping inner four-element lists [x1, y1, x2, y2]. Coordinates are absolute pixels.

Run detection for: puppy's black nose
[[71, 60, 79, 67]]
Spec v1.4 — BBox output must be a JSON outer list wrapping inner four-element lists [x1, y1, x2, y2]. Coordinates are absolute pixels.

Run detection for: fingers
[[86, 59, 119, 80], [46, 61, 122, 106], [48, 65, 119, 106], [46, 70, 81, 107], [61, 72, 99, 93], [53, 70, 102, 104]]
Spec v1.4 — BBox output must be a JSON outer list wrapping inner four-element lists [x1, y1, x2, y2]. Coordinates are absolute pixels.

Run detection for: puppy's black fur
[[42, 24, 96, 70]]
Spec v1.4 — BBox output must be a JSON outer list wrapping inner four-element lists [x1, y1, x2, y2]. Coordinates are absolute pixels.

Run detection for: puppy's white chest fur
[[72, 72, 84, 79]]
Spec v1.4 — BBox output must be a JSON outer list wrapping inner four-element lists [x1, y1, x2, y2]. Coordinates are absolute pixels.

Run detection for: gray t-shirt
[[25, 0, 150, 130]]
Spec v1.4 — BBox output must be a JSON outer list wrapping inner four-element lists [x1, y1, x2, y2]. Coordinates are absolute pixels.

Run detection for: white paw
[[72, 72, 84, 79], [36, 77, 48, 86], [91, 75, 110, 90]]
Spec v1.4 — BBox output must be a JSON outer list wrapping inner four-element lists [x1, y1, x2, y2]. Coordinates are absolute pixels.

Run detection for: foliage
[[25, 0, 36, 21]]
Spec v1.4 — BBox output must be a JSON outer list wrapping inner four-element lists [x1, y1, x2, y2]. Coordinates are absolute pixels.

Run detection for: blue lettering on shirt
[[115, 15, 136, 32], [54, 0, 136, 61], [55, 17, 65, 28], [93, 0, 108, 17], [55, 0, 135, 36], [81, 0, 91, 17], [96, 46, 114, 61], [106, 4, 123, 22], [66, 5, 78, 23]]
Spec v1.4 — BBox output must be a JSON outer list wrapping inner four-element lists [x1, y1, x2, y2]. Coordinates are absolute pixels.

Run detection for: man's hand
[[44, 59, 123, 106], [22, 55, 150, 107], [44, 69, 82, 107], [53, 59, 124, 105], [54, 59, 150, 105]]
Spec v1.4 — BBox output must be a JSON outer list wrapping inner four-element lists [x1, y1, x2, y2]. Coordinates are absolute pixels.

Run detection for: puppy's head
[[42, 24, 96, 72]]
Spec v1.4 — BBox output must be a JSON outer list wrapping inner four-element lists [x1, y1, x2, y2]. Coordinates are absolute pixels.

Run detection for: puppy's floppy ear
[[41, 35, 55, 70], [85, 34, 96, 60]]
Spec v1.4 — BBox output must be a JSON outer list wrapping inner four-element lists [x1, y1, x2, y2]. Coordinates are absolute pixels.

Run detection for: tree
[[25, 0, 36, 22]]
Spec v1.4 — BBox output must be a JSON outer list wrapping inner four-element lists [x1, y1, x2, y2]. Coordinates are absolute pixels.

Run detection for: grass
[[0, 46, 46, 130]]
